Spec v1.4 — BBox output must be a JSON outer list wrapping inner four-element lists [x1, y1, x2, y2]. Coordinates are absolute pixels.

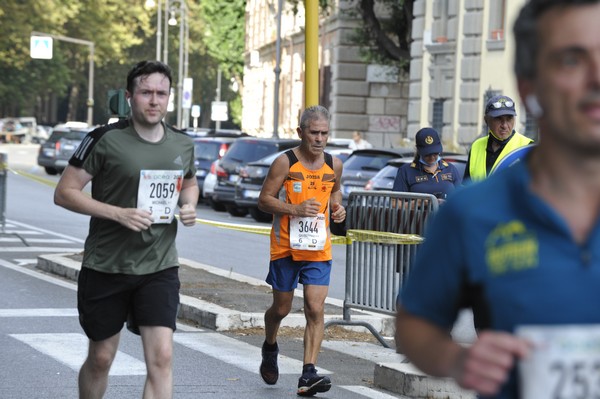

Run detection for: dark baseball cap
[[485, 95, 517, 117], [415, 127, 443, 156]]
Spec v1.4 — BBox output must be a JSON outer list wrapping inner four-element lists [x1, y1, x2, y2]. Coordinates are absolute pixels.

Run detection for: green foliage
[[0, 0, 244, 128]]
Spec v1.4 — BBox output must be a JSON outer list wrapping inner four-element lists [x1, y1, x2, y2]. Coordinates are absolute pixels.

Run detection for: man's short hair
[[514, 0, 600, 79], [299, 105, 330, 131], [126, 60, 173, 94]]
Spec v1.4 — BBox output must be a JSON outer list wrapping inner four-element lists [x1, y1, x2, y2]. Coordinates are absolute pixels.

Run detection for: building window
[[319, 66, 331, 111], [432, 99, 445, 134], [488, 0, 506, 41], [433, 0, 449, 43]]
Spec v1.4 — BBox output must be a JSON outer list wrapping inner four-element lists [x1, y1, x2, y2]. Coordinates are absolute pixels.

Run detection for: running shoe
[[259, 342, 279, 385], [297, 365, 331, 397]]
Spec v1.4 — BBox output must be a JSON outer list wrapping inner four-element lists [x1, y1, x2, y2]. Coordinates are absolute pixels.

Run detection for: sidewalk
[[37, 253, 475, 398]]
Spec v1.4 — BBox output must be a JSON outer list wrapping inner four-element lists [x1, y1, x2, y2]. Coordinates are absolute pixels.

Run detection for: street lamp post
[[145, 0, 162, 61], [150, 0, 188, 128]]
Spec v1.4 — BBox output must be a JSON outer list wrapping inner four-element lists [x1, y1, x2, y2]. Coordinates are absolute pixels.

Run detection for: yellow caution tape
[[346, 229, 424, 245]]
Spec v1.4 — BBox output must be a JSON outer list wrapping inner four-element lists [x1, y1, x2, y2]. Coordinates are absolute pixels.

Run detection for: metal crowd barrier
[[324, 190, 439, 347]]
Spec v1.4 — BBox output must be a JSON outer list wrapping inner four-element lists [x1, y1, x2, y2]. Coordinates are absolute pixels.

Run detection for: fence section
[[325, 190, 438, 347]]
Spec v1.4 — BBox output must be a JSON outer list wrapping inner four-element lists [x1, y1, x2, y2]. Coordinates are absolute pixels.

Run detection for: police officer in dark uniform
[[393, 127, 462, 202]]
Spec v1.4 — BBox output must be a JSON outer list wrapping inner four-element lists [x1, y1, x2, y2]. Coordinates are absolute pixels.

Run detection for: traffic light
[[107, 89, 130, 118]]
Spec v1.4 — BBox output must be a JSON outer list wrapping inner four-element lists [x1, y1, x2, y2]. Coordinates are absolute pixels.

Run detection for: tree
[[353, 0, 413, 70], [289, 0, 413, 70], [195, 0, 245, 126]]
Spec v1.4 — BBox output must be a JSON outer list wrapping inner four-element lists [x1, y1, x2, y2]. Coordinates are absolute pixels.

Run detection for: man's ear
[[296, 126, 302, 137], [518, 79, 543, 118]]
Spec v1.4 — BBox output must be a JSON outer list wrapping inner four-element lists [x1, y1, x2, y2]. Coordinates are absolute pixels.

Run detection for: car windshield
[[224, 140, 278, 163], [194, 141, 222, 161], [344, 153, 397, 171]]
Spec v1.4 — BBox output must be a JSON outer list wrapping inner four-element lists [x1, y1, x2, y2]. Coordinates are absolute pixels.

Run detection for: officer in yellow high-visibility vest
[[464, 95, 533, 182]]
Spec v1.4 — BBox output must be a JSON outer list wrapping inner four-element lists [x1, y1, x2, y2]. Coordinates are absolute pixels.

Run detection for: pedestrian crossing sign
[[30, 36, 53, 59]]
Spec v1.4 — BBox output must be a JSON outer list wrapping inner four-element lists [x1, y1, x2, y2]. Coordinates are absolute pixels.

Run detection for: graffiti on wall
[[369, 115, 401, 133]]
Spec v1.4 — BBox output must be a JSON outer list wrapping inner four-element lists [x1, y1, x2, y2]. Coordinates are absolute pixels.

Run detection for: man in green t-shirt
[[54, 60, 198, 399]]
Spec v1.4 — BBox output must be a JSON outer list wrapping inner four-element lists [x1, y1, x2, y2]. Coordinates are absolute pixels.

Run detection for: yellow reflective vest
[[468, 132, 532, 182]]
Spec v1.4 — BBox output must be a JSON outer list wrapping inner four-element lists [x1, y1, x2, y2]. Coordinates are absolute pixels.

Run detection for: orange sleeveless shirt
[[270, 150, 336, 261]]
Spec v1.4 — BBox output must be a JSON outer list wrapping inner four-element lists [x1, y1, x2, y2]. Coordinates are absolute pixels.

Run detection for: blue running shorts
[[266, 256, 332, 292]]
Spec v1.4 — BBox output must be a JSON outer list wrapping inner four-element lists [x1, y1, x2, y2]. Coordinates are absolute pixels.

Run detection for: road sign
[[191, 105, 201, 118], [30, 36, 53, 59], [211, 101, 228, 122], [182, 78, 193, 109]]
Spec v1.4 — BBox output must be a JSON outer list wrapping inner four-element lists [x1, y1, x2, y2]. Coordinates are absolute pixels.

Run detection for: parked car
[[37, 125, 93, 175], [193, 137, 237, 201], [212, 137, 300, 216], [364, 154, 468, 191], [234, 146, 355, 223], [202, 160, 221, 210], [340, 147, 414, 204]]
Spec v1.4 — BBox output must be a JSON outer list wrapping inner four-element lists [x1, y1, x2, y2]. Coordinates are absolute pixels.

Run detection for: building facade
[[242, 0, 535, 151], [409, 0, 535, 152]]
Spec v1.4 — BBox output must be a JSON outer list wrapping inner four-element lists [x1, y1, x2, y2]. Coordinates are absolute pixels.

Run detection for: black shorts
[[77, 266, 180, 342]]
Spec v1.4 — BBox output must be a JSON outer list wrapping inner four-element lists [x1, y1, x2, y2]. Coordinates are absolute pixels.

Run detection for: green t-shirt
[[69, 119, 196, 275]]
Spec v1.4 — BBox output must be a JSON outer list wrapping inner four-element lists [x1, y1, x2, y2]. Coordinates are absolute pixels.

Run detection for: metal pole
[[163, 0, 169, 65], [176, 0, 184, 128], [156, 0, 162, 61], [87, 43, 94, 125], [305, 0, 319, 107], [215, 67, 222, 131], [183, 6, 190, 129], [273, 0, 283, 138]]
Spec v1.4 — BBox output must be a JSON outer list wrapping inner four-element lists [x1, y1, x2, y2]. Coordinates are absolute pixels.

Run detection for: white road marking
[[13, 258, 37, 265], [1, 230, 43, 235], [321, 341, 404, 364], [9, 333, 147, 375], [0, 238, 74, 244], [0, 258, 77, 290], [0, 308, 78, 317], [174, 332, 332, 375], [0, 247, 84, 252], [7, 219, 86, 243], [340, 385, 408, 398]]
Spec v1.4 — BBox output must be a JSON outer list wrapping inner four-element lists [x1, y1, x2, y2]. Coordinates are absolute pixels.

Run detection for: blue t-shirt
[[393, 159, 462, 198], [400, 160, 600, 399]]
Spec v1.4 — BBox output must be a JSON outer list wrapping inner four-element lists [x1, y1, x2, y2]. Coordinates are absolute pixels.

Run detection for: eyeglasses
[[487, 100, 514, 112]]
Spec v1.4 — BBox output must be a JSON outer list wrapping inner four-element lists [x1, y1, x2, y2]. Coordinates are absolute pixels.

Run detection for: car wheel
[[249, 207, 272, 223], [44, 167, 58, 175], [208, 198, 226, 212], [225, 204, 249, 217]]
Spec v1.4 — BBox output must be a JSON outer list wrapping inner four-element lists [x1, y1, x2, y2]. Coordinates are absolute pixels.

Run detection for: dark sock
[[302, 363, 315, 374], [263, 341, 278, 352]]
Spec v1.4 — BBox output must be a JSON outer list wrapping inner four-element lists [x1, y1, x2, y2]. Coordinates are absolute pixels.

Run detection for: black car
[[211, 137, 300, 216], [37, 125, 94, 175], [234, 147, 353, 223], [193, 137, 237, 201], [364, 154, 468, 191], [340, 147, 414, 203]]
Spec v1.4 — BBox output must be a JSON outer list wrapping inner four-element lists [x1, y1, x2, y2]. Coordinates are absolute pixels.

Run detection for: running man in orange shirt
[[257, 105, 346, 397]]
